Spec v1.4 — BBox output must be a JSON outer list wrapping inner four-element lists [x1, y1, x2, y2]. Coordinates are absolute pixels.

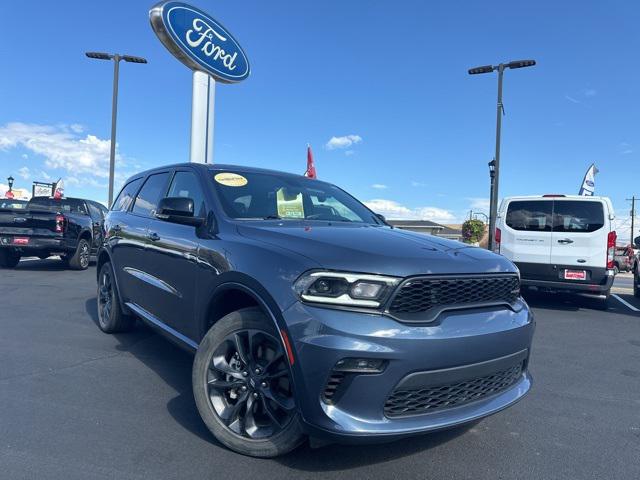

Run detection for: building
[[387, 220, 463, 241]]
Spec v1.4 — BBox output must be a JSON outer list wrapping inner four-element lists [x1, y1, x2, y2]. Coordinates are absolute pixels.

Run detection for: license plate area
[[12, 237, 29, 245], [564, 269, 586, 280]]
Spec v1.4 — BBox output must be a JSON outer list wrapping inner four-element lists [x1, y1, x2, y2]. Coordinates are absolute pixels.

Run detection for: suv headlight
[[293, 271, 400, 308]]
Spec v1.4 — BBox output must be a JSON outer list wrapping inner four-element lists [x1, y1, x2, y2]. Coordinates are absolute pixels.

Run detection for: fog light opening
[[333, 358, 386, 373]]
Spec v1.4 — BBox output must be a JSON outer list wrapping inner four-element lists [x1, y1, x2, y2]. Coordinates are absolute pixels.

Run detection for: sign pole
[[190, 70, 216, 164]]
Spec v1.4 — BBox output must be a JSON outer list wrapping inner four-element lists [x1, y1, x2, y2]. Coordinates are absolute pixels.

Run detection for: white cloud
[[344, 150, 355, 156], [17, 166, 30, 179], [21, 153, 28, 159], [582, 88, 597, 97], [371, 184, 388, 190], [467, 197, 490, 211], [364, 198, 455, 223], [411, 181, 427, 187], [0, 122, 119, 178], [326, 134, 362, 150], [565, 95, 580, 104], [70, 124, 85, 133]]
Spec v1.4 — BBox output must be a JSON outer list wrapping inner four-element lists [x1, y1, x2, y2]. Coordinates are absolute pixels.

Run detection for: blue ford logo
[[586, 180, 594, 187], [150, 1, 250, 84]]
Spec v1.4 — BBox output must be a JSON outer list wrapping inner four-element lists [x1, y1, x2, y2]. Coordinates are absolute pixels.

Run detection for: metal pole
[[488, 162, 496, 249], [190, 70, 216, 164], [108, 55, 121, 207], [489, 65, 505, 251], [631, 196, 636, 246]]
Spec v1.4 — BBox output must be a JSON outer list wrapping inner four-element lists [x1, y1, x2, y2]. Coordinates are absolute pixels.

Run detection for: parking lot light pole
[[7, 176, 14, 193], [488, 159, 496, 249], [469, 60, 536, 251], [85, 52, 147, 206]]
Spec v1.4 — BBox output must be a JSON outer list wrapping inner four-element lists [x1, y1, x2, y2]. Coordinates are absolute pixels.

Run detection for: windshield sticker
[[214, 172, 248, 187], [277, 188, 305, 218]]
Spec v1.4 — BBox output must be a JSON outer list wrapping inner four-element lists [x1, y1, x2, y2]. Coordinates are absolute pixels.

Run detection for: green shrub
[[462, 219, 485, 244]]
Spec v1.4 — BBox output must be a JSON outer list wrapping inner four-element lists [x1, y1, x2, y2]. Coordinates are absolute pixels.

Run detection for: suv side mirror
[[375, 213, 390, 226], [156, 197, 203, 226]]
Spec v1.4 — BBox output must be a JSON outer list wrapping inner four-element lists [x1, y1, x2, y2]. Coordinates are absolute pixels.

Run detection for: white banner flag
[[578, 164, 598, 196]]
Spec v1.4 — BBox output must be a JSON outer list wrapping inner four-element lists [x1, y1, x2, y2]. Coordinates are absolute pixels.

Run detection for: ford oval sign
[[150, 1, 250, 83]]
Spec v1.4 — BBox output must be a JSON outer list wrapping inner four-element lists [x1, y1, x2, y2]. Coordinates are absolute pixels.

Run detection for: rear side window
[[505, 201, 552, 231], [553, 201, 604, 233], [132, 173, 170, 217], [112, 178, 142, 212]]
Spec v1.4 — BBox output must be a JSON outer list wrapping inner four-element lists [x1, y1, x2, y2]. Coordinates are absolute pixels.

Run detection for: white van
[[495, 195, 616, 298]]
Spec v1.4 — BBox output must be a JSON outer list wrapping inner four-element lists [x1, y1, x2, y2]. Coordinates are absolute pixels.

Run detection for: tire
[[613, 266, 619, 275], [0, 250, 20, 268], [192, 307, 304, 457], [67, 238, 91, 270], [634, 272, 640, 299], [97, 262, 135, 333]]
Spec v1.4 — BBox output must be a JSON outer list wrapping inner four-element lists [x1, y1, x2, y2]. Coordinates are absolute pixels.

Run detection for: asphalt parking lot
[[1, 259, 639, 480]]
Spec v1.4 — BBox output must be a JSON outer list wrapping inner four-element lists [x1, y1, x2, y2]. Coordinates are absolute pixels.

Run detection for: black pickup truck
[[0, 196, 107, 269]]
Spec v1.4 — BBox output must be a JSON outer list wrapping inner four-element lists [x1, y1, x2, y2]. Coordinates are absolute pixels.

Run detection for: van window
[[553, 201, 604, 233], [505, 201, 552, 231]]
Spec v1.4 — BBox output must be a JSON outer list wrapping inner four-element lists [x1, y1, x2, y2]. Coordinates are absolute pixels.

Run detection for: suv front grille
[[388, 274, 520, 321], [384, 362, 523, 418]]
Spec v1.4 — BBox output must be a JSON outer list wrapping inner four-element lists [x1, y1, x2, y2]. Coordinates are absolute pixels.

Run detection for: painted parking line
[[611, 294, 640, 312]]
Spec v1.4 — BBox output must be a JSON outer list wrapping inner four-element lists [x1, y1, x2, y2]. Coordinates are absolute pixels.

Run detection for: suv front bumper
[[283, 300, 535, 441]]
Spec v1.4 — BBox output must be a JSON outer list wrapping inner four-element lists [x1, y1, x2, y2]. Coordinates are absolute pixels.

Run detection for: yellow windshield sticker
[[277, 188, 305, 218], [214, 172, 248, 187]]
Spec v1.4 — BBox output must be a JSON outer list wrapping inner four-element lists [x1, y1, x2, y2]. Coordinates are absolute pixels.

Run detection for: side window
[[553, 201, 604, 233], [166, 171, 206, 216], [505, 201, 553, 232], [132, 173, 170, 217], [112, 178, 142, 212], [87, 202, 103, 221]]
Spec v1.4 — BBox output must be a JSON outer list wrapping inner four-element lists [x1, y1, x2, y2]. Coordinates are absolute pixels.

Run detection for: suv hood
[[236, 222, 516, 277]]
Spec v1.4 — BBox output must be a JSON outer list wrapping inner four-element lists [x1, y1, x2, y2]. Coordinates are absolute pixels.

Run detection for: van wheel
[[97, 262, 135, 333], [0, 250, 20, 268], [67, 239, 91, 270], [192, 307, 304, 457]]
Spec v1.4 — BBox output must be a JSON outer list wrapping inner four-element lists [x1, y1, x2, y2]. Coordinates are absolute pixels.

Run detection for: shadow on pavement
[[84, 298, 216, 445], [84, 297, 472, 467], [12, 258, 97, 271], [523, 289, 639, 316]]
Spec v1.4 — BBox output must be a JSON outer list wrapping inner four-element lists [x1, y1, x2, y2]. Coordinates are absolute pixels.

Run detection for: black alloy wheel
[[193, 308, 304, 457], [98, 266, 114, 328], [96, 262, 135, 333], [206, 329, 295, 439]]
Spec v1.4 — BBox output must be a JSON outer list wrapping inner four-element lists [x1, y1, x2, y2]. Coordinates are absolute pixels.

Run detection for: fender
[[199, 271, 290, 342]]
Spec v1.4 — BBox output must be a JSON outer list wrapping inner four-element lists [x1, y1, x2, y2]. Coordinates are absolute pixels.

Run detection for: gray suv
[[96, 163, 535, 457]]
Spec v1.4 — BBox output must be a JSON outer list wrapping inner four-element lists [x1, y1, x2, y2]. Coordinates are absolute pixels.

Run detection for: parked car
[[614, 245, 634, 274], [0, 199, 27, 210], [0, 196, 107, 269], [495, 195, 616, 302], [96, 163, 535, 457]]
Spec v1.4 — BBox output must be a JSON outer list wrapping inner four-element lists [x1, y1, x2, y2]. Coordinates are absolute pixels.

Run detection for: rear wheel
[[97, 262, 135, 333], [192, 307, 303, 457], [0, 250, 20, 268], [67, 238, 90, 270]]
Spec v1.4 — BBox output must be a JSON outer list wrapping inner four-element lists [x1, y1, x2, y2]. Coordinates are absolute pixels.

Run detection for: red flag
[[305, 144, 317, 179]]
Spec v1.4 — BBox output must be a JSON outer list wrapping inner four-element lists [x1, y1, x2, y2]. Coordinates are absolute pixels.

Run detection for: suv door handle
[[147, 232, 160, 242], [557, 238, 574, 244]]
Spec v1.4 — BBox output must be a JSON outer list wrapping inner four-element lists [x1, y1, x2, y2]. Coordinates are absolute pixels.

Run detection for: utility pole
[[627, 196, 637, 246]]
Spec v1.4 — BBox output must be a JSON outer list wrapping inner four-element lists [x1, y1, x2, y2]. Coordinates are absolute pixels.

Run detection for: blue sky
[[0, 0, 638, 236]]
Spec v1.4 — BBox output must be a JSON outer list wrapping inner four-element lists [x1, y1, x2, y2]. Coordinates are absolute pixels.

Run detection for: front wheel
[[0, 250, 20, 268], [192, 307, 304, 457]]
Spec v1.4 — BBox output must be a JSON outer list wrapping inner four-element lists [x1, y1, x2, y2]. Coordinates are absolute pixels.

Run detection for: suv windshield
[[211, 170, 381, 224], [27, 197, 88, 215]]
